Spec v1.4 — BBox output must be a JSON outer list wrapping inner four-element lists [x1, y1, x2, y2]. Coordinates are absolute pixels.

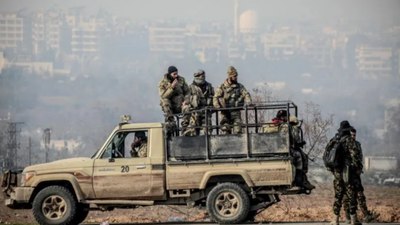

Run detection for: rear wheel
[[206, 182, 250, 224], [32, 186, 78, 225]]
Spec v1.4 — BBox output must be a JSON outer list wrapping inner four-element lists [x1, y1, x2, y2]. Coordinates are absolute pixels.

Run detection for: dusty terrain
[[1, 184, 399, 224]]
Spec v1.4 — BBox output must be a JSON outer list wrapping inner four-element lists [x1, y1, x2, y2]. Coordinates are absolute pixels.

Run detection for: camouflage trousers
[[291, 147, 308, 172], [343, 175, 369, 216], [332, 169, 357, 215], [184, 111, 213, 136], [219, 110, 242, 134], [160, 99, 190, 134]]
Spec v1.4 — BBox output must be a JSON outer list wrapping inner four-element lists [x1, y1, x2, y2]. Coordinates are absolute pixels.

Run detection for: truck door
[[92, 130, 153, 199]]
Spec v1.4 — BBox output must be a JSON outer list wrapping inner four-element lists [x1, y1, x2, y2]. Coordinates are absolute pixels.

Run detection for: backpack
[[323, 134, 344, 170]]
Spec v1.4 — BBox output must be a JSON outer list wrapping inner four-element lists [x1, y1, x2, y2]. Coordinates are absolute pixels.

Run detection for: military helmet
[[227, 66, 238, 77]]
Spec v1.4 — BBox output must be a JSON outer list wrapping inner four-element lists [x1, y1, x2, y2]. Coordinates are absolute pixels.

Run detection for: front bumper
[[2, 170, 33, 209], [4, 187, 34, 209]]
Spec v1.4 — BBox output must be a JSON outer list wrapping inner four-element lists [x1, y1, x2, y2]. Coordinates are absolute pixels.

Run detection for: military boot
[[363, 211, 379, 223], [330, 214, 340, 225], [345, 210, 351, 224], [302, 174, 315, 190], [350, 214, 362, 225]]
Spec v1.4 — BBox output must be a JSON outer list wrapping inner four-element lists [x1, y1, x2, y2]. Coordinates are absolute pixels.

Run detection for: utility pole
[[28, 137, 32, 165], [6, 122, 24, 169], [43, 128, 51, 163]]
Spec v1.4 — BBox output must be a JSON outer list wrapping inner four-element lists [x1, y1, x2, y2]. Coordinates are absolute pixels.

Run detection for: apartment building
[[148, 27, 186, 58], [355, 46, 393, 79], [261, 27, 300, 61], [0, 13, 23, 49]]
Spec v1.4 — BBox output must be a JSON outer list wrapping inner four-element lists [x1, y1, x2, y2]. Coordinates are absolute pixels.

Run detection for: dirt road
[[1, 184, 399, 224]]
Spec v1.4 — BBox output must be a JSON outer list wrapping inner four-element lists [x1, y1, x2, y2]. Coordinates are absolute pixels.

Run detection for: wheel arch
[[30, 176, 84, 204], [199, 171, 254, 190]]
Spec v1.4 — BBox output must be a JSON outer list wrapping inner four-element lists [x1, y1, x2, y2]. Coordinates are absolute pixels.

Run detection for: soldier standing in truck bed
[[185, 70, 214, 135], [158, 66, 191, 135], [213, 66, 252, 134]]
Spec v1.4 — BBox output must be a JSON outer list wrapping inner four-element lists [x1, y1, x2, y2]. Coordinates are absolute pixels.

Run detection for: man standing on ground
[[330, 120, 363, 225], [342, 128, 379, 223]]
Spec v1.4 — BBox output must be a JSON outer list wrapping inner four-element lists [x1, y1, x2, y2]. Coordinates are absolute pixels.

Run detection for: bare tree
[[301, 101, 334, 161]]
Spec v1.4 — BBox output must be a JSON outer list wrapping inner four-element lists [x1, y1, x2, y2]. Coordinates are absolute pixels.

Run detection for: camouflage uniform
[[186, 70, 214, 135], [343, 140, 377, 222], [183, 84, 206, 136], [130, 142, 148, 158], [213, 66, 251, 134], [280, 115, 313, 189], [331, 121, 363, 225], [130, 132, 148, 157], [158, 67, 190, 133]]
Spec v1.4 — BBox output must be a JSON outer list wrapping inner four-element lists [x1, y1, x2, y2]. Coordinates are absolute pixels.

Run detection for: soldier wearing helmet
[[130, 131, 148, 157], [213, 66, 252, 134]]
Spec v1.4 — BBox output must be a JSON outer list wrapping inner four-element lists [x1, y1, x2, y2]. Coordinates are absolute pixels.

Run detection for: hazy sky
[[1, 0, 399, 25]]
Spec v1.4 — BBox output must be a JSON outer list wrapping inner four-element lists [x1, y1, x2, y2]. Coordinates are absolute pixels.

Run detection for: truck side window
[[101, 132, 128, 159], [127, 131, 148, 158]]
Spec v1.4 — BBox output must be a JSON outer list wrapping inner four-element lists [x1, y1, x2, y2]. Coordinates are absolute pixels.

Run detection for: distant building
[[0, 51, 5, 73], [31, 11, 63, 55], [300, 35, 334, 69], [71, 19, 100, 55], [261, 27, 300, 61], [11, 61, 54, 75], [149, 26, 221, 61], [148, 27, 186, 58], [355, 46, 393, 79], [239, 10, 259, 54], [364, 156, 397, 171], [0, 13, 23, 50]]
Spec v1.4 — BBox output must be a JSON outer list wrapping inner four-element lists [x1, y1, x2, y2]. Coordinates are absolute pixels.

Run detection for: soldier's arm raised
[[159, 81, 174, 99]]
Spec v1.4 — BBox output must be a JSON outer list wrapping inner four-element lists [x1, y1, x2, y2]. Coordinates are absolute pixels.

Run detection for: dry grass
[[1, 184, 399, 224]]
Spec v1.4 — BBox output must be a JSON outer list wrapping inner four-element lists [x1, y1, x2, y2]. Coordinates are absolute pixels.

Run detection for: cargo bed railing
[[165, 101, 301, 162]]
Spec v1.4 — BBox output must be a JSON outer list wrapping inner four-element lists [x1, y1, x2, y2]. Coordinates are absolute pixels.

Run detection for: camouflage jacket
[[130, 142, 147, 158], [354, 140, 363, 170], [342, 135, 363, 171], [192, 81, 215, 106], [188, 84, 206, 109], [213, 79, 252, 108], [158, 74, 190, 105]]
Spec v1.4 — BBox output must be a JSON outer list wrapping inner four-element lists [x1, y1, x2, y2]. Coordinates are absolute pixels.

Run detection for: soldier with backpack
[[327, 120, 363, 225], [342, 128, 379, 223]]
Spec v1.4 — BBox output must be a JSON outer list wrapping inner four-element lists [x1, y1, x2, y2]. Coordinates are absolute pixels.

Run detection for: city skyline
[[0, 0, 399, 166], [1, 0, 399, 26]]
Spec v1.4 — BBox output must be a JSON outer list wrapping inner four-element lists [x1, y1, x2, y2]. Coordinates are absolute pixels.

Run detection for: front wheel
[[32, 186, 78, 225], [206, 182, 250, 224]]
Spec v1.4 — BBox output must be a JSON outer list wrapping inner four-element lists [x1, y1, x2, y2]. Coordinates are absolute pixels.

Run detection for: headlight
[[21, 171, 36, 186]]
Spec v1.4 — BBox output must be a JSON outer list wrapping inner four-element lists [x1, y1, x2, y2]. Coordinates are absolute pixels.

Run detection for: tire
[[72, 203, 89, 224], [206, 182, 250, 224], [32, 186, 78, 225]]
